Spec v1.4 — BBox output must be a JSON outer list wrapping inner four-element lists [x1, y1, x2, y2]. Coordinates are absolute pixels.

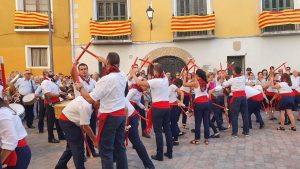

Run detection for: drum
[[9, 103, 25, 120], [22, 93, 36, 105], [53, 100, 71, 119]]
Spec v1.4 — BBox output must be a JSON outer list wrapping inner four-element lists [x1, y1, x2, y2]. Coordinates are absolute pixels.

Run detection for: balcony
[[14, 10, 52, 32], [173, 30, 215, 41], [90, 20, 132, 45], [261, 24, 300, 36]]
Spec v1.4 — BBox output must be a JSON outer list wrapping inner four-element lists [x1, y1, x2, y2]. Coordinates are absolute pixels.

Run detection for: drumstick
[[75, 38, 94, 62], [81, 130, 93, 158]]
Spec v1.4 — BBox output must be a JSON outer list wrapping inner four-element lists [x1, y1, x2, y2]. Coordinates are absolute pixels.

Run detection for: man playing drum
[[14, 70, 35, 128]]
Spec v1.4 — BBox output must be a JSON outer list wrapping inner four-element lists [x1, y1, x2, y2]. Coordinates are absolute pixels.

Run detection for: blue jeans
[[56, 120, 85, 169], [170, 106, 181, 141], [128, 114, 154, 168], [231, 96, 249, 135], [152, 107, 173, 158], [194, 102, 211, 140], [99, 116, 128, 169], [15, 145, 31, 169]]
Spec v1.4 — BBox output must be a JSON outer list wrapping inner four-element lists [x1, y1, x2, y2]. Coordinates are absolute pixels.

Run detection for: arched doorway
[[150, 56, 186, 79]]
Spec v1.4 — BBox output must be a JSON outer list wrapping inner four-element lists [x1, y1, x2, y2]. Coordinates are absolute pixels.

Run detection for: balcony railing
[[261, 24, 300, 35], [15, 10, 51, 31], [173, 30, 215, 41]]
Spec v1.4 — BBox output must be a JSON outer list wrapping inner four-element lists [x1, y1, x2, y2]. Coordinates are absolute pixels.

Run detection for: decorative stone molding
[[144, 47, 193, 63]]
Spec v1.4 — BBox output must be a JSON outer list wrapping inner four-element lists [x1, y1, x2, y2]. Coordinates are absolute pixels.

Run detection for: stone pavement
[[27, 112, 300, 169]]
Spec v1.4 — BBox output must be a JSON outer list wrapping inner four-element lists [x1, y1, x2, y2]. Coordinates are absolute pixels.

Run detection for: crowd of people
[[0, 52, 300, 169]]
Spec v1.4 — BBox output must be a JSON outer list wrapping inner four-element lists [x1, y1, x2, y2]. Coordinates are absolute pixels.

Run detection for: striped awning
[[89, 20, 132, 37], [171, 14, 215, 32], [259, 9, 300, 29], [14, 11, 49, 27]]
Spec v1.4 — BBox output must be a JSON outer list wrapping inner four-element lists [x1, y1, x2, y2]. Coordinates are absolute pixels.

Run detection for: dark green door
[[150, 56, 186, 79]]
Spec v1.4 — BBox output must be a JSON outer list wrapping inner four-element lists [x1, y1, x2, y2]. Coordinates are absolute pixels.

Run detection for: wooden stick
[[139, 58, 153, 66], [212, 102, 229, 111], [274, 62, 287, 72], [75, 38, 94, 62], [81, 130, 93, 158], [0, 57, 6, 90], [80, 47, 99, 60], [138, 58, 149, 71]]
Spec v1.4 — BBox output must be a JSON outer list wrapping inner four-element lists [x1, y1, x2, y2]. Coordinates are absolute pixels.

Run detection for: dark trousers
[[231, 96, 249, 135], [24, 104, 34, 128], [182, 95, 190, 125], [170, 106, 181, 141], [15, 146, 31, 169], [46, 104, 64, 141], [152, 108, 173, 158], [212, 96, 224, 128], [99, 116, 128, 169], [134, 105, 146, 131], [56, 120, 85, 169], [248, 99, 264, 128], [194, 102, 211, 140], [38, 99, 46, 132], [227, 96, 232, 124], [128, 114, 154, 168], [209, 115, 218, 134], [86, 111, 97, 155]]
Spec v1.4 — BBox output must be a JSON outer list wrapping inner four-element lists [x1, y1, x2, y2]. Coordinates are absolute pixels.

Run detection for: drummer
[[71, 63, 99, 157], [14, 70, 35, 129], [41, 70, 65, 143]]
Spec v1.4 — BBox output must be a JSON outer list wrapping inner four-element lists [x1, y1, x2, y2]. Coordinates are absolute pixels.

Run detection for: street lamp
[[146, 6, 154, 30]]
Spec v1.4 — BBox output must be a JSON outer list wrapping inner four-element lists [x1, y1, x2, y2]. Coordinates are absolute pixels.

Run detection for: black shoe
[[232, 133, 238, 138], [242, 132, 249, 136], [191, 129, 195, 133], [178, 132, 185, 136], [87, 152, 100, 157], [210, 133, 220, 138], [290, 127, 297, 131], [28, 126, 35, 129], [259, 123, 265, 129], [142, 132, 151, 138], [38, 130, 44, 133], [164, 153, 172, 159], [48, 138, 60, 143], [219, 126, 228, 131], [59, 136, 66, 141], [173, 141, 179, 146], [277, 126, 285, 131], [151, 155, 163, 161]]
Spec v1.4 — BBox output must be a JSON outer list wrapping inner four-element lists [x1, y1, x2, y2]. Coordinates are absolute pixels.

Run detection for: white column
[[127, 0, 131, 18], [206, 0, 212, 14], [92, 0, 97, 20], [173, 0, 177, 16], [294, 0, 300, 9]]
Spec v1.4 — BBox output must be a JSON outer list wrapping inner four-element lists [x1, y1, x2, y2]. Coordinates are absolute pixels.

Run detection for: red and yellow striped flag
[[259, 9, 300, 29], [171, 14, 215, 32], [14, 11, 49, 27], [89, 20, 132, 37]]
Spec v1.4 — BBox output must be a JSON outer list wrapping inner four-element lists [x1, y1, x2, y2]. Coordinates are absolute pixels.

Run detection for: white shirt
[[278, 82, 293, 94], [41, 79, 61, 95], [74, 76, 96, 97], [15, 78, 35, 95], [126, 88, 145, 109], [90, 72, 126, 113], [223, 76, 246, 92], [180, 80, 191, 93], [148, 77, 169, 102], [245, 86, 261, 99], [169, 84, 178, 103], [0, 85, 3, 98], [212, 85, 224, 97], [0, 107, 18, 150], [291, 75, 300, 90], [194, 84, 209, 98], [125, 99, 135, 117], [62, 96, 93, 126]]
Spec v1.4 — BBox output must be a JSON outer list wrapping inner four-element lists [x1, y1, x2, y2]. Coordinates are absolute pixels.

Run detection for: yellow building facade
[[72, 0, 300, 76], [0, 0, 72, 76]]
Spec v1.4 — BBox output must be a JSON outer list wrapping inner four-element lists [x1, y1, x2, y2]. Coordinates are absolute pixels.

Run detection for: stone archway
[[144, 47, 193, 63]]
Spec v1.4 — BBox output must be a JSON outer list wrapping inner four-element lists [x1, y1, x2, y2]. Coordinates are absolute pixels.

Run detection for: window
[[24, 0, 49, 12], [97, 0, 127, 21], [262, 0, 297, 33], [177, 0, 207, 16], [26, 46, 49, 68]]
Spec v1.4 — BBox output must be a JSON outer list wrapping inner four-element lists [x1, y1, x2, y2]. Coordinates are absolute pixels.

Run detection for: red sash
[[249, 93, 264, 102], [59, 113, 70, 121], [44, 97, 60, 105], [230, 90, 246, 104], [3, 138, 28, 167], [144, 101, 170, 134], [265, 91, 276, 97], [293, 89, 300, 96], [95, 109, 126, 145], [194, 96, 210, 103], [170, 101, 178, 107], [278, 92, 295, 101], [183, 91, 190, 96]]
